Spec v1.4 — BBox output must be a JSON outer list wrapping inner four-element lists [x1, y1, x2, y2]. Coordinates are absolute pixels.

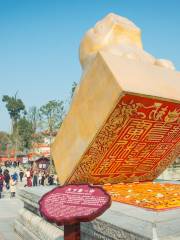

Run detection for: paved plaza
[[0, 198, 23, 240], [0, 167, 24, 240]]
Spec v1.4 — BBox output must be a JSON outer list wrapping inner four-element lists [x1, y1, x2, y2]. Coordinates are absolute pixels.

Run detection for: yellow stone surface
[[80, 13, 175, 70], [52, 14, 180, 185], [52, 52, 122, 184], [52, 51, 180, 185]]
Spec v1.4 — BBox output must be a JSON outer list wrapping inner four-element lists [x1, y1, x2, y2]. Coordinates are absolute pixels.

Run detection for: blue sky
[[0, 0, 180, 132]]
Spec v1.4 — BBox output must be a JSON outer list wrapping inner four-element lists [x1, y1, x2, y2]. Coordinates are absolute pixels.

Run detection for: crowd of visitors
[[24, 168, 58, 187], [0, 167, 18, 198], [0, 163, 58, 199], [4, 160, 20, 168]]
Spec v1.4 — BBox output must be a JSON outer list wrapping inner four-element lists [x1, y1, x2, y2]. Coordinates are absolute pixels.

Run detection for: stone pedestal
[[14, 186, 180, 240]]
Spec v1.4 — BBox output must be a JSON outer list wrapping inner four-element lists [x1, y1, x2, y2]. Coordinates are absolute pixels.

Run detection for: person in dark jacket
[[48, 175, 54, 185], [33, 171, 38, 186], [19, 170, 24, 182], [0, 169, 4, 199], [41, 174, 45, 186], [4, 170, 10, 190]]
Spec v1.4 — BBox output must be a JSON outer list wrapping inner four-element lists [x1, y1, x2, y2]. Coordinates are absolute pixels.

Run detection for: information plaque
[[39, 184, 111, 240]]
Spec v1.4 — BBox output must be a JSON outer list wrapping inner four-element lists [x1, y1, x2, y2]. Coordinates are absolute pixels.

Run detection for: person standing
[[10, 176, 16, 198], [0, 169, 4, 199], [19, 169, 24, 182], [48, 175, 54, 185], [44, 174, 49, 186], [33, 171, 38, 186], [53, 174, 58, 185], [13, 171, 18, 182], [25, 169, 32, 187], [38, 171, 42, 185], [4, 170, 10, 190], [41, 173, 45, 186]]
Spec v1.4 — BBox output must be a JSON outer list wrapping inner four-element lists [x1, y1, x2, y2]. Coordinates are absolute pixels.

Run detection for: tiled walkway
[[0, 167, 25, 240], [0, 198, 23, 240]]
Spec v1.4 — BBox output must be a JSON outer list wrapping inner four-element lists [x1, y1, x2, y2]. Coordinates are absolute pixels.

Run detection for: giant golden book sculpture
[[52, 13, 180, 187]]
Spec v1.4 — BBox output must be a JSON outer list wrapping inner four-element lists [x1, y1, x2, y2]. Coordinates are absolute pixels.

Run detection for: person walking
[[0, 169, 4, 199]]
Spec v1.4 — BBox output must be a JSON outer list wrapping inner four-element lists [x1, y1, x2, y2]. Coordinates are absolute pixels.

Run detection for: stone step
[[0, 232, 22, 240], [1, 192, 11, 198]]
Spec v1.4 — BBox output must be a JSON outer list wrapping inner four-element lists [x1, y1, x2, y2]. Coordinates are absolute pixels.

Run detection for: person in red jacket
[[0, 169, 4, 199]]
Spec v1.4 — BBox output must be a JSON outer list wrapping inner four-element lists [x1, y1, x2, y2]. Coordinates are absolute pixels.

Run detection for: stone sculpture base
[[14, 186, 180, 240]]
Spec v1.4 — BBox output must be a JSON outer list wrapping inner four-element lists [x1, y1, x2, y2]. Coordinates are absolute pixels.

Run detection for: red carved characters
[[68, 94, 180, 184]]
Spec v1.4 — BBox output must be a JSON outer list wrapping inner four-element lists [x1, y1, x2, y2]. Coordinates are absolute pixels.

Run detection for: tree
[[40, 100, 65, 134], [0, 131, 10, 153], [2, 94, 25, 133], [40, 100, 65, 172], [17, 117, 34, 151], [2, 94, 26, 160], [28, 106, 41, 133]]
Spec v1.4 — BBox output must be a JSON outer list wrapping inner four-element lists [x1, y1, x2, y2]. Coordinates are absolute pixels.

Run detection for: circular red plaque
[[39, 184, 111, 226]]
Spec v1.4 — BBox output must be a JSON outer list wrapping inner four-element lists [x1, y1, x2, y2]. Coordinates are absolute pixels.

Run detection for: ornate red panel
[[67, 94, 180, 184]]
